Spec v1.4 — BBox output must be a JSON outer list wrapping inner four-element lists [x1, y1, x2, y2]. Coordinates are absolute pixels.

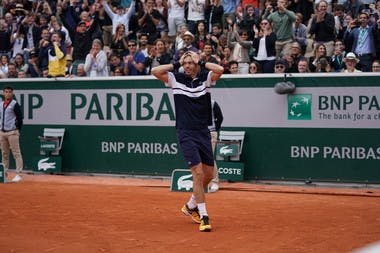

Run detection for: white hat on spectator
[[182, 31, 194, 40], [343, 52, 360, 63]]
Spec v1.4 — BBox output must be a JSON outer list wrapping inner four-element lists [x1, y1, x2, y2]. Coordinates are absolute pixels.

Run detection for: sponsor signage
[[216, 162, 244, 181], [8, 87, 380, 128], [215, 142, 239, 158], [40, 141, 57, 151], [32, 156, 62, 173], [170, 169, 208, 192]]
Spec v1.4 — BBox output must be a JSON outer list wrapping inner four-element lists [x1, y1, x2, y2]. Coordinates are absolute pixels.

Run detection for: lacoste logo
[[38, 158, 56, 171], [220, 146, 234, 155], [288, 94, 312, 120], [177, 174, 193, 191]]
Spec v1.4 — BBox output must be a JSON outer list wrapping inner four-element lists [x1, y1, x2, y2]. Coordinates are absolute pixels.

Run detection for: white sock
[[186, 194, 197, 209], [197, 203, 208, 218]]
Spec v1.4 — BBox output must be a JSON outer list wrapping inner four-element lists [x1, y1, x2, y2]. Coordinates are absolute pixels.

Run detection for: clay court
[[1, 172, 380, 253]]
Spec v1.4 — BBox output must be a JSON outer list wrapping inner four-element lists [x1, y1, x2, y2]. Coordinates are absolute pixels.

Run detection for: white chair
[[216, 131, 246, 161], [39, 128, 65, 156]]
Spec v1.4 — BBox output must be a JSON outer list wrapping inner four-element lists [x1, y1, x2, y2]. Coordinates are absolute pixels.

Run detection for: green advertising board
[[0, 164, 5, 183], [2, 73, 380, 183]]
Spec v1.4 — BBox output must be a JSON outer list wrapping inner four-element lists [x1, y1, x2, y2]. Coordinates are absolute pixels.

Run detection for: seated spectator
[[249, 60, 262, 74], [7, 62, 18, 78], [17, 70, 27, 78], [26, 50, 41, 77], [65, 55, 74, 76], [74, 63, 87, 77], [309, 43, 329, 72], [199, 42, 219, 64], [274, 58, 288, 73], [0, 54, 9, 78], [343, 52, 362, 72], [123, 39, 146, 75], [113, 66, 125, 76], [13, 53, 28, 73], [288, 42, 304, 72], [297, 58, 310, 73], [228, 60, 239, 74], [315, 55, 332, 72], [330, 45, 345, 72], [372, 59, 380, 72], [109, 53, 125, 75], [84, 39, 109, 77], [174, 31, 198, 62]]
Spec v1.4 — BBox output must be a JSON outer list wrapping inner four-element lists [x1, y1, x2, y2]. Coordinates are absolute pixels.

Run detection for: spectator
[[220, 46, 231, 73], [199, 42, 220, 64], [252, 18, 277, 73], [221, 0, 240, 29], [0, 19, 12, 58], [155, 0, 169, 39], [249, 60, 262, 73], [297, 57, 310, 72], [288, 41, 304, 72], [39, 32, 67, 77], [84, 39, 109, 77], [239, 4, 260, 41], [137, 0, 161, 44], [228, 60, 239, 74], [329, 46, 345, 72], [207, 23, 223, 52], [186, 0, 206, 35], [65, 54, 74, 76], [108, 53, 126, 75], [174, 31, 198, 62], [293, 0, 314, 25], [309, 0, 336, 56], [18, 13, 42, 60], [309, 43, 328, 72], [334, 4, 346, 40], [26, 50, 41, 77], [0, 54, 10, 78], [371, 59, 380, 71], [138, 33, 149, 57], [74, 63, 87, 77], [123, 39, 146, 75], [145, 38, 171, 74], [315, 55, 332, 72], [61, 11, 100, 68], [343, 14, 358, 52], [17, 70, 27, 78], [194, 20, 208, 52], [293, 13, 307, 54], [110, 23, 129, 58], [167, 0, 186, 40], [7, 62, 18, 78], [342, 51, 362, 72], [343, 0, 365, 18], [227, 27, 253, 74], [101, 0, 136, 36], [274, 58, 288, 73], [345, 12, 379, 71], [13, 53, 28, 73], [263, 0, 296, 58], [113, 66, 125, 76], [205, 0, 224, 34]]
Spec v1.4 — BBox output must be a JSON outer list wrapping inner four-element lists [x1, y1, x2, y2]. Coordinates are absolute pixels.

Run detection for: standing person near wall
[[151, 51, 223, 232], [208, 99, 223, 193], [0, 86, 23, 183]]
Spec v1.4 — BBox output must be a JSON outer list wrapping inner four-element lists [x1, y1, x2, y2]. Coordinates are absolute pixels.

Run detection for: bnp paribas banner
[[15, 87, 380, 128], [4, 76, 380, 183]]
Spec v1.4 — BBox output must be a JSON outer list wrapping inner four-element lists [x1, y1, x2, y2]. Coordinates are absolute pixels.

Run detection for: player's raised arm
[[151, 64, 176, 83], [205, 62, 224, 82]]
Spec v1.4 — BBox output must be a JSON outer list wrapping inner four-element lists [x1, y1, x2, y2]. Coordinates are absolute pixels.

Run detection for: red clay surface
[[1, 172, 380, 253]]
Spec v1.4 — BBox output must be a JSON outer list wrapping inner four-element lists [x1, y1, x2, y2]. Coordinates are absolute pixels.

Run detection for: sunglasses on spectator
[[261, 22, 269, 25], [128, 44, 136, 47], [275, 65, 285, 69]]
